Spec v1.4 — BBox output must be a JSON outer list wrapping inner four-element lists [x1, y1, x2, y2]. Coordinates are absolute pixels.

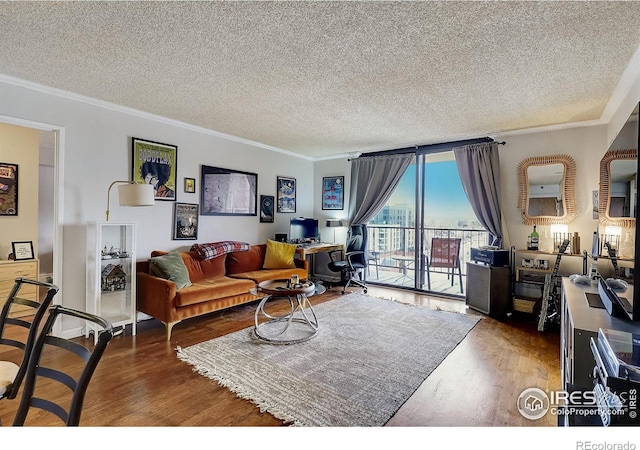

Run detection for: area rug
[[176, 293, 481, 426]]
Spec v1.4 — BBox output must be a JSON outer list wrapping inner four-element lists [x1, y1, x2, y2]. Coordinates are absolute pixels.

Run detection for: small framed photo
[[260, 195, 275, 223], [12, 241, 34, 260], [322, 176, 344, 210], [184, 177, 196, 193], [277, 176, 296, 213], [173, 203, 199, 240]]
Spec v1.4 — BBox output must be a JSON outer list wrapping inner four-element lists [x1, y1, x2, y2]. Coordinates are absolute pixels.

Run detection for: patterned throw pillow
[[190, 241, 251, 261]]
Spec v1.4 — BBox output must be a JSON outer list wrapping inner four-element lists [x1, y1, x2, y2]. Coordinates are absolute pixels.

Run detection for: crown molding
[[0, 73, 315, 162]]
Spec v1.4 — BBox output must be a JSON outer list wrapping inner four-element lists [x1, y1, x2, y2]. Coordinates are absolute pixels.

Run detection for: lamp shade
[[118, 183, 155, 207], [106, 180, 155, 221], [326, 219, 344, 228]]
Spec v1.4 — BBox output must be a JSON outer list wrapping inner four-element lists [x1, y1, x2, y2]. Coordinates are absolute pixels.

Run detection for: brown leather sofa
[[136, 244, 308, 340]]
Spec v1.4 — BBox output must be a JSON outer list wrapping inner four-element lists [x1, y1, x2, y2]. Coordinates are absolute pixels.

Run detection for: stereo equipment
[[470, 247, 510, 267], [275, 233, 288, 243]]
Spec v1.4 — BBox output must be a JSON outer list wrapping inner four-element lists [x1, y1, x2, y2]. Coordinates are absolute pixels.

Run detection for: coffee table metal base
[[253, 293, 319, 344]]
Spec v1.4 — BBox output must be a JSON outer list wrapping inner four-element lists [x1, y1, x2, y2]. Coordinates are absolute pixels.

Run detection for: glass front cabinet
[[86, 222, 137, 343]]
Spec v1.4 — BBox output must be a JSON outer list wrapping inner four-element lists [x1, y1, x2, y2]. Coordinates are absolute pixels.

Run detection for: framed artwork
[[184, 177, 196, 193], [200, 165, 257, 216], [12, 241, 34, 260], [260, 195, 275, 223], [173, 203, 199, 240], [0, 162, 18, 215], [131, 137, 177, 201], [322, 176, 344, 210], [277, 176, 296, 213]]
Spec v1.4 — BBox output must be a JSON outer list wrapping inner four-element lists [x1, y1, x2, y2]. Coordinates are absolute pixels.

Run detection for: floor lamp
[[105, 181, 155, 221], [326, 219, 344, 243]]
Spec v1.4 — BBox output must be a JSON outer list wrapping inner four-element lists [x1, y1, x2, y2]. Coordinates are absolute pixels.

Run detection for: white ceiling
[[2, 1, 640, 160]]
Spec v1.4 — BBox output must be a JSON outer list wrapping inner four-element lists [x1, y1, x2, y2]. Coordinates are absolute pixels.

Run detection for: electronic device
[[289, 218, 319, 243], [470, 247, 509, 267], [274, 233, 288, 243], [598, 277, 634, 320], [585, 329, 640, 426], [606, 278, 628, 291]]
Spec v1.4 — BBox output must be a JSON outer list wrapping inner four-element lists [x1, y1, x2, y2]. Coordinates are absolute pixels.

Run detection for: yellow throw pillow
[[263, 239, 297, 269]]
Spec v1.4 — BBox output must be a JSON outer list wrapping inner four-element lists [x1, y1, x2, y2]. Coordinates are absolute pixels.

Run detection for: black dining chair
[[327, 223, 368, 294], [12, 305, 113, 426], [0, 278, 59, 403]]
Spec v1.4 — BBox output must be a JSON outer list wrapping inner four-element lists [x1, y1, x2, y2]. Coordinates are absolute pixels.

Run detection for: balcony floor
[[364, 265, 466, 298]]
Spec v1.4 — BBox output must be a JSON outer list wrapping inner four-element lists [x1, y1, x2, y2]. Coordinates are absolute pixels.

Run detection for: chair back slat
[[0, 278, 58, 400], [12, 305, 113, 426]]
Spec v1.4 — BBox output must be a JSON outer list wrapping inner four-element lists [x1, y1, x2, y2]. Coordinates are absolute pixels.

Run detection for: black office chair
[[327, 223, 368, 294], [0, 278, 59, 402], [12, 305, 113, 426]]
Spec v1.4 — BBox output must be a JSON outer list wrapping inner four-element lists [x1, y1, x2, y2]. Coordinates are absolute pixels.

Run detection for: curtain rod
[[349, 137, 505, 161]]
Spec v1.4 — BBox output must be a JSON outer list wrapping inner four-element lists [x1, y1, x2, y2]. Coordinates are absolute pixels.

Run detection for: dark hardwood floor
[[0, 285, 561, 428]]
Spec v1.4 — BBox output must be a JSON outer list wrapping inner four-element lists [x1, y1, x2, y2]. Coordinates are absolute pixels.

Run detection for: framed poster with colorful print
[[132, 137, 177, 201]]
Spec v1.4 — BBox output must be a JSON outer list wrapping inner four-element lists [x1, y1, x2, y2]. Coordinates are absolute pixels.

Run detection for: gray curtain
[[348, 153, 413, 225], [453, 142, 504, 247]]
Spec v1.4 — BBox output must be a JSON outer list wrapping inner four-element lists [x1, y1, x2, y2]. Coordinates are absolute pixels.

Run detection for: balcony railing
[[365, 225, 491, 295]]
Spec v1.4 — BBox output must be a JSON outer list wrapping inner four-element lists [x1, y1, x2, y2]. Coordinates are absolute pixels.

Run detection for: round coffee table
[[253, 279, 322, 344]]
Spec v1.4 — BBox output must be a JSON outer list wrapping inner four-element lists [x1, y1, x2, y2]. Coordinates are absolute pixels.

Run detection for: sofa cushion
[[174, 276, 256, 307], [226, 244, 266, 275], [263, 239, 297, 269], [149, 252, 192, 289], [191, 241, 250, 261]]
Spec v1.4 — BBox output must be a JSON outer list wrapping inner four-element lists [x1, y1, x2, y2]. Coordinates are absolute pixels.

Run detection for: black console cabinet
[[465, 262, 511, 316]]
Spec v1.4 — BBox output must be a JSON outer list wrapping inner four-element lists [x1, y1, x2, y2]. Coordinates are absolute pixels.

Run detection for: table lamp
[[105, 181, 155, 221], [326, 219, 344, 243]]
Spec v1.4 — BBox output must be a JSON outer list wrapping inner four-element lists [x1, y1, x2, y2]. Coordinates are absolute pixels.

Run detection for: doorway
[[0, 116, 63, 331]]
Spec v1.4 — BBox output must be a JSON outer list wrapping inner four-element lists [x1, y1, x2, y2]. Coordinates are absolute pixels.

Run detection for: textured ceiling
[[2, 1, 640, 159]]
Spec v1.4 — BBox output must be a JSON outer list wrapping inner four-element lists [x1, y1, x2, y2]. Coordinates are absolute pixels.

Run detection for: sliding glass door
[[366, 151, 489, 297]]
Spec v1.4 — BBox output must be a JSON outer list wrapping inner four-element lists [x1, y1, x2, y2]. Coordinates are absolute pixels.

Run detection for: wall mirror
[[517, 154, 577, 225], [599, 148, 637, 228]]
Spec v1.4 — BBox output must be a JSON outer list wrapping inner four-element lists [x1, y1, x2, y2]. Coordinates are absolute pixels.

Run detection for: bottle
[[530, 226, 539, 250], [571, 232, 580, 255]]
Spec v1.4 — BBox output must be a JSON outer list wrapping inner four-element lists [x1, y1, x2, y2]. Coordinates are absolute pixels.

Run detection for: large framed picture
[[277, 176, 296, 213], [173, 203, 199, 240], [322, 176, 344, 210], [200, 165, 257, 216], [260, 195, 275, 223], [0, 162, 18, 215], [131, 137, 177, 201]]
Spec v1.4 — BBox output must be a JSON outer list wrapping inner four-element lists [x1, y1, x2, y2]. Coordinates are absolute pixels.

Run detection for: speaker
[[465, 262, 510, 316], [275, 233, 288, 243]]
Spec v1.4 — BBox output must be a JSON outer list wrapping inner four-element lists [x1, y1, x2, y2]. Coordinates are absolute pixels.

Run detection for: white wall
[[0, 80, 314, 335]]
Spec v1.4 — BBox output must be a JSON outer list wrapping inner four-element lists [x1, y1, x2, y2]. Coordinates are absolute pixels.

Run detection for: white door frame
[[0, 114, 64, 336]]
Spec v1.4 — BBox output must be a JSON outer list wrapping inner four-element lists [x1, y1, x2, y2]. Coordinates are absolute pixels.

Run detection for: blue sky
[[389, 161, 476, 220]]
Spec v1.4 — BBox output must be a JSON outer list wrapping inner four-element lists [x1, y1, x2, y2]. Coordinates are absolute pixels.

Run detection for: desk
[[296, 243, 344, 280]]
